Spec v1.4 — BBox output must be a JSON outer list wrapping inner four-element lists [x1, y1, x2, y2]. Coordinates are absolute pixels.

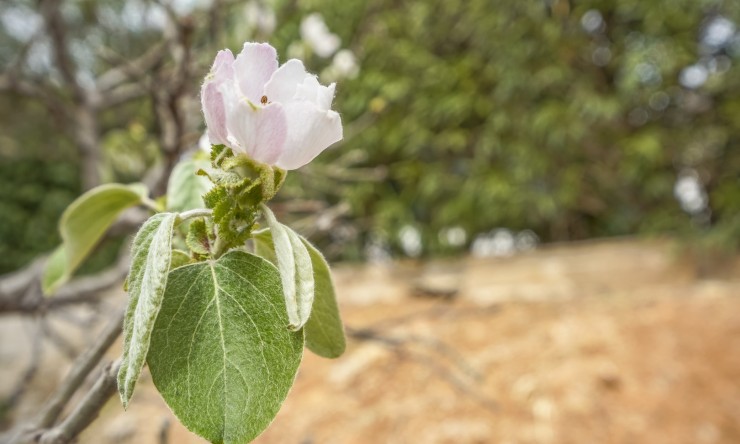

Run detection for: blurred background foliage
[[0, 0, 739, 273]]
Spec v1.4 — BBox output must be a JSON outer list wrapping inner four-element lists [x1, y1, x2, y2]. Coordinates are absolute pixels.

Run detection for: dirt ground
[[3, 238, 740, 444]]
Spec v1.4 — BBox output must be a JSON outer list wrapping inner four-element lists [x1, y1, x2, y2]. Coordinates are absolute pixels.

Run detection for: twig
[[4, 310, 124, 444], [34, 309, 124, 430], [40, 319, 80, 360], [36, 359, 121, 444], [0, 251, 130, 316]]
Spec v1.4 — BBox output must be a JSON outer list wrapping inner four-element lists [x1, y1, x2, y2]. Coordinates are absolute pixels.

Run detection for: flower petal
[[295, 76, 336, 111], [276, 102, 343, 170], [264, 59, 311, 104], [201, 83, 229, 146], [233, 42, 278, 104], [201, 50, 235, 146], [222, 85, 287, 165]]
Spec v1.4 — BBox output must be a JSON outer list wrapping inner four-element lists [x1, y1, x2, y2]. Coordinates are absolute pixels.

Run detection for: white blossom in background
[[26, 39, 53, 74], [515, 230, 539, 252], [172, 0, 213, 16], [679, 64, 708, 89], [1, 5, 42, 42], [581, 9, 603, 34], [439, 226, 467, 248], [244, 1, 276, 36], [398, 225, 422, 257], [674, 169, 708, 214], [331, 49, 360, 78], [300, 13, 341, 58], [472, 229, 515, 258], [471, 228, 538, 258], [120, 0, 167, 31], [201, 42, 343, 170], [702, 16, 736, 49]]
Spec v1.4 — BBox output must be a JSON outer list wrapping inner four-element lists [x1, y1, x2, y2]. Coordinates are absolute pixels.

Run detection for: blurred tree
[[277, 0, 740, 259], [1, 0, 739, 272]]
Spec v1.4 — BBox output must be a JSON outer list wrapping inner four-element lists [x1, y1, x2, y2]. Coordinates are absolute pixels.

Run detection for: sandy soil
[[2, 238, 739, 444]]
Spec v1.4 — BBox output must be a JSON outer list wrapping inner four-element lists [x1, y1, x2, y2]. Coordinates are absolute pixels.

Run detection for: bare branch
[[96, 42, 168, 92], [37, 359, 122, 444], [98, 82, 148, 108], [4, 310, 123, 444], [0, 250, 130, 316], [34, 309, 124, 430], [38, 0, 83, 102]]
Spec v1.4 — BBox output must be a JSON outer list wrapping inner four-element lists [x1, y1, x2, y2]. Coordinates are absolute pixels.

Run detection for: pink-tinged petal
[[201, 82, 229, 146], [276, 102, 343, 170], [200, 50, 235, 147], [211, 49, 235, 78], [224, 95, 288, 165], [233, 42, 278, 104], [264, 59, 310, 104]]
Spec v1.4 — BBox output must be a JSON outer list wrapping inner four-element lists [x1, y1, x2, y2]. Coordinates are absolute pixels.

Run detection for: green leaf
[[254, 230, 346, 359], [118, 212, 178, 408], [42, 183, 148, 295], [170, 250, 192, 270], [167, 158, 212, 212], [147, 251, 304, 444], [252, 229, 277, 264], [186, 218, 211, 256], [300, 237, 346, 358], [260, 205, 314, 331], [41, 246, 66, 296]]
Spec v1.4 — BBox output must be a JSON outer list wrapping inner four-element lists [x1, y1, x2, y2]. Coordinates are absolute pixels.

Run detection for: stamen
[[260, 95, 268, 105]]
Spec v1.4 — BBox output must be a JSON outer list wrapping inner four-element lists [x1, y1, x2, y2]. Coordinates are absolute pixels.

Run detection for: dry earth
[[2, 238, 739, 444]]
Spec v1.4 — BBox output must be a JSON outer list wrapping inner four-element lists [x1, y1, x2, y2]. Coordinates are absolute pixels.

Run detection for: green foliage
[[254, 229, 346, 358], [0, 155, 79, 274], [274, 0, 740, 257], [166, 156, 213, 212], [185, 218, 212, 257], [147, 251, 304, 444], [118, 212, 178, 407], [300, 236, 347, 358], [260, 205, 315, 331], [42, 183, 148, 294]]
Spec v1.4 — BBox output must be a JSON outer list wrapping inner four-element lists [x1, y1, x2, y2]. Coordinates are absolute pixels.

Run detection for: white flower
[[300, 13, 341, 58], [201, 42, 343, 170], [331, 49, 359, 79]]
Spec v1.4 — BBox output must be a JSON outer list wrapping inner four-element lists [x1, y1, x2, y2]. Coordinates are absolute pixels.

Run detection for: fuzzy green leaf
[[42, 183, 148, 295], [147, 251, 304, 444], [169, 250, 192, 270], [167, 158, 212, 212], [118, 212, 178, 408], [41, 246, 67, 296], [260, 205, 314, 330], [254, 230, 346, 358], [186, 218, 211, 256], [299, 237, 346, 358]]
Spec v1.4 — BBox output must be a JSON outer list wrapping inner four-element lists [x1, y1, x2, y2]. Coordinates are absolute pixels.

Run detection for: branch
[[39, 0, 83, 102], [37, 359, 122, 444], [4, 310, 124, 444], [35, 309, 125, 429], [0, 250, 130, 316], [96, 42, 168, 92]]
